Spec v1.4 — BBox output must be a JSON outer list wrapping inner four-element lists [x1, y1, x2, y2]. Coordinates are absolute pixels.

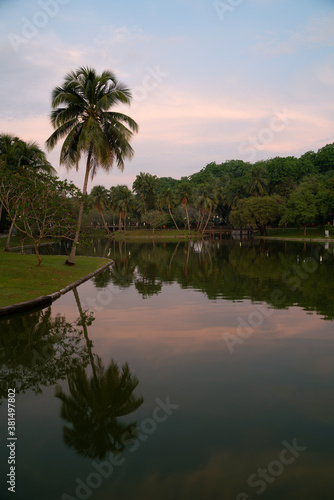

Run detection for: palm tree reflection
[[55, 288, 144, 459]]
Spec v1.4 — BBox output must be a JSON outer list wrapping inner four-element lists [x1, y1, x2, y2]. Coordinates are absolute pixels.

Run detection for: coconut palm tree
[[0, 134, 55, 174], [133, 172, 148, 213], [89, 185, 112, 235], [45, 66, 138, 265], [133, 172, 159, 213], [199, 182, 221, 234]]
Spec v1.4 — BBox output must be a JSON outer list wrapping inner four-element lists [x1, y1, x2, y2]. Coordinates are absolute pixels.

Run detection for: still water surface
[[1, 239, 334, 500]]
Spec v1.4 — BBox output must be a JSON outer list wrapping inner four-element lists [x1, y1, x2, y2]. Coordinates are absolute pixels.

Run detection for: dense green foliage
[[84, 142, 334, 235]]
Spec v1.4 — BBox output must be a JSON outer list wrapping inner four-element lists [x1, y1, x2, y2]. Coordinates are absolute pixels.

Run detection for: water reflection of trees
[[0, 308, 89, 399], [55, 288, 144, 459], [94, 239, 334, 319]]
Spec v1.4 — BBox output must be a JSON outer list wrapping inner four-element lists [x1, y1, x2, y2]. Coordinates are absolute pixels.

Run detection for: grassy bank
[[262, 227, 334, 239], [88, 228, 201, 240], [0, 238, 109, 307]]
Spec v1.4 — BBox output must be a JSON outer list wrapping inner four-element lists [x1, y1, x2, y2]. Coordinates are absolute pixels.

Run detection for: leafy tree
[[314, 143, 334, 174], [0, 134, 56, 250], [46, 66, 138, 265], [158, 177, 179, 192], [141, 210, 169, 233], [0, 169, 82, 265], [280, 177, 328, 235], [229, 195, 283, 235]]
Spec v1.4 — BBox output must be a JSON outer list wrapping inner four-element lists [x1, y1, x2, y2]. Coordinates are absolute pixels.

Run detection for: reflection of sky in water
[[1, 241, 334, 499]]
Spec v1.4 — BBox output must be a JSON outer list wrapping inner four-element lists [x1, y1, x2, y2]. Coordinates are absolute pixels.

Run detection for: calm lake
[[1, 238, 334, 500]]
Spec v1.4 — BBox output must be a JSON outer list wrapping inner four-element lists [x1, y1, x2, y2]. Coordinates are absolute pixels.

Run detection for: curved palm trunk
[[168, 206, 182, 234], [168, 240, 180, 273], [196, 209, 202, 231], [198, 210, 205, 233], [202, 206, 213, 234], [66, 153, 91, 265], [100, 210, 112, 235], [73, 287, 98, 384]]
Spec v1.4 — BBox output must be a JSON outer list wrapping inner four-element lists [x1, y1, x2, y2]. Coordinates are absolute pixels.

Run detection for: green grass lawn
[[0, 238, 109, 307], [264, 227, 334, 239]]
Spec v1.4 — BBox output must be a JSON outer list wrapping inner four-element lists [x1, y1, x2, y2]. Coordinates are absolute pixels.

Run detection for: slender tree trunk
[[168, 206, 182, 234], [119, 212, 122, 232], [183, 239, 190, 276], [304, 225, 307, 236], [202, 206, 212, 234], [113, 212, 115, 233], [100, 210, 112, 235], [197, 210, 203, 231], [5, 210, 17, 251], [0, 202, 3, 226], [73, 288, 98, 384], [168, 240, 180, 273], [198, 211, 205, 232], [66, 153, 91, 265]]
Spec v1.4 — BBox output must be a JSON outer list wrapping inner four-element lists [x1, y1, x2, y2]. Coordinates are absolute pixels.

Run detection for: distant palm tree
[[89, 185, 112, 234], [0, 134, 55, 174], [112, 185, 135, 232], [177, 180, 193, 235], [246, 165, 269, 197], [200, 182, 221, 234], [46, 66, 138, 265], [161, 187, 182, 233], [133, 172, 160, 213], [133, 172, 148, 213], [222, 178, 245, 209]]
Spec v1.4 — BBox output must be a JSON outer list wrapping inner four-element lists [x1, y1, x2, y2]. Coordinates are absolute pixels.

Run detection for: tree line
[[84, 144, 334, 236]]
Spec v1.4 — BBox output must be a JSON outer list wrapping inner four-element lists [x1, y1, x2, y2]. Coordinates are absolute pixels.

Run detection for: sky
[[0, 0, 333, 191]]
